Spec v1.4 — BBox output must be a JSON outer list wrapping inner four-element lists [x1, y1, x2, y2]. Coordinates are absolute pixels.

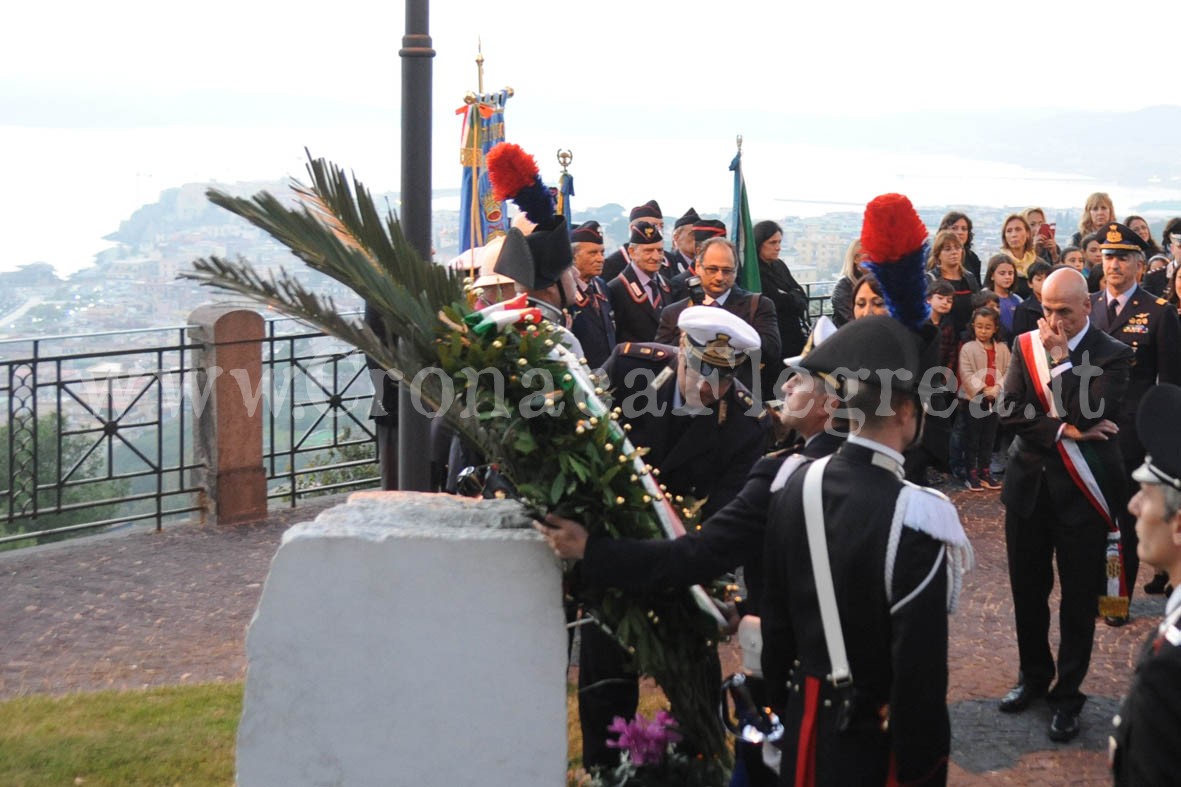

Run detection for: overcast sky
[[2, 0, 1179, 272]]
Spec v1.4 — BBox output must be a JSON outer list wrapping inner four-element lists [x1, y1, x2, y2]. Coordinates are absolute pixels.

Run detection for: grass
[[1, 676, 671, 786], [0, 683, 242, 787]]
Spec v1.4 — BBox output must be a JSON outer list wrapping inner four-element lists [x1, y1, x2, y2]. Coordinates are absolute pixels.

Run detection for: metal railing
[[261, 314, 379, 506], [804, 279, 837, 319], [0, 325, 204, 547]]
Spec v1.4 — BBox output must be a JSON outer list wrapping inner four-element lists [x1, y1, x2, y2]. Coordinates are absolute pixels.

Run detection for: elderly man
[[999, 268, 1133, 742], [602, 199, 664, 280], [664, 206, 700, 277], [657, 236, 781, 400], [1110, 383, 1181, 785], [608, 220, 671, 343], [567, 220, 616, 369], [564, 305, 770, 770], [1090, 222, 1181, 620]]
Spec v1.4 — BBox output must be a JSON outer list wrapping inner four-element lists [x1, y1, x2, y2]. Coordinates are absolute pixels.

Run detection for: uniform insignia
[[718, 398, 728, 425], [1106, 225, 1122, 243], [1158, 297, 1169, 306]]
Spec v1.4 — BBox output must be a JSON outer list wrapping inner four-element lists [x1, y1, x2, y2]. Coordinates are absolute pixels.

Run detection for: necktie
[[649, 279, 662, 308], [1108, 298, 1119, 325]]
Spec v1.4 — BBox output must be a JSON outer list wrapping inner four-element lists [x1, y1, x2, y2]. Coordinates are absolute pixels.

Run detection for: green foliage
[[0, 683, 240, 786], [0, 413, 131, 548]]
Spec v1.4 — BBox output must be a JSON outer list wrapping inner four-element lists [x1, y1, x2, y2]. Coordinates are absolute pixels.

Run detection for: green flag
[[730, 149, 761, 293]]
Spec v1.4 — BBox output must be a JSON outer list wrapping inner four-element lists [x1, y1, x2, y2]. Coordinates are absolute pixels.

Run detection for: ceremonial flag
[[730, 148, 761, 293], [555, 169, 574, 219], [458, 89, 512, 252]]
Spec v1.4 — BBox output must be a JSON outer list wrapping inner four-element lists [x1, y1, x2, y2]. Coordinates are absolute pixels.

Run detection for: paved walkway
[[0, 488, 1163, 784]]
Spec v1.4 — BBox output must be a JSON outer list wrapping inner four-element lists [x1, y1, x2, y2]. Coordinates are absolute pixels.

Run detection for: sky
[[2, 0, 1180, 274]]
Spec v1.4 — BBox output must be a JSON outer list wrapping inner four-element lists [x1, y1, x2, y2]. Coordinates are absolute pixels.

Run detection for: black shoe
[[999, 683, 1046, 713], [1145, 573, 1169, 595], [1104, 615, 1130, 627], [1048, 708, 1080, 742]]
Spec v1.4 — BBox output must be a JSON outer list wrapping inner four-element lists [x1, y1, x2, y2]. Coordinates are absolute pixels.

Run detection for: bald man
[[998, 268, 1134, 743]]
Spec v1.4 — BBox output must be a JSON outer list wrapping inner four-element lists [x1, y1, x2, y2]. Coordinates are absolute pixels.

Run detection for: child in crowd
[[1060, 246, 1084, 271], [984, 254, 1022, 338], [1010, 260, 1053, 338], [918, 279, 958, 485], [958, 307, 1010, 491]]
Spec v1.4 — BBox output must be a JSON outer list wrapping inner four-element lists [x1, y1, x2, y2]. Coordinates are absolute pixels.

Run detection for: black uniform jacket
[[654, 289, 781, 400], [602, 247, 629, 282], [762, 440, 955, 785], [1090, 286, 1181, 422], [1009, 295, 1044, 343], [1000, 324, 1133, 521], [578, 431, 844, 616], [570, 276, 616, 369], [608, 266, 670, 344], [602, 342, 769, 519], [1111, 602, 1181, 786]]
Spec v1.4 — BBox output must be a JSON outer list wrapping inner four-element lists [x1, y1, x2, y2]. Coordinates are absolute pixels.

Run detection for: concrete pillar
[[236, 492, 567, 787], [188, 304, 267, 525]]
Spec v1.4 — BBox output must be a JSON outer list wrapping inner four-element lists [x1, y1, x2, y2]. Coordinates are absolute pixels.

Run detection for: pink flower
[[605, 711, 682, 767]]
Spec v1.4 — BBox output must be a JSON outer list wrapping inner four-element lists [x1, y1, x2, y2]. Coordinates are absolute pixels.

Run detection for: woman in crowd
[[925, 229, 980, 337], [1124, 215, 1163, 256], [752, 220, 810, 359], [998, 213, 1037, 299], [829, 239, 865, 327], [938, 211, 982, 280], [1070, 192, 1114, 247], [1022, 207, 1060, 264], [851, 273, 887, 320], [984, 253, 1022, 339]]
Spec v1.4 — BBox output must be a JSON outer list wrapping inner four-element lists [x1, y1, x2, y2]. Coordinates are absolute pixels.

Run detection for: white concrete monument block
[[237, 492, 567, 787]]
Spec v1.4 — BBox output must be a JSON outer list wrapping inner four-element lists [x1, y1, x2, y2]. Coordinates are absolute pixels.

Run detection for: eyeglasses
[[701, 266, 736, 276]]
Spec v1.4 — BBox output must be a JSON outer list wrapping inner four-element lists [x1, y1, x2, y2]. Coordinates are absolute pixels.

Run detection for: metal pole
[[397, 0, 435, 491]]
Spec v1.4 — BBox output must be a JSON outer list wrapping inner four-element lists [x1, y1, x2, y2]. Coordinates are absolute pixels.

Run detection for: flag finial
[[736, 134, 743, 152], [557, 149, 573, 173]]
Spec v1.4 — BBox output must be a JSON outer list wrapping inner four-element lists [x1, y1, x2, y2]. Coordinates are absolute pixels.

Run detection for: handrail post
[[188, 305, 267, 524]]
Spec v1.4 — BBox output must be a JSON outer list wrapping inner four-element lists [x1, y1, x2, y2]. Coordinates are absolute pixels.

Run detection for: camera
[[687, 275, 706, 305]]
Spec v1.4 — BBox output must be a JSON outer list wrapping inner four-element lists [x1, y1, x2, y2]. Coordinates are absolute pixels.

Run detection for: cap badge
[[1106, 227, 1122, 243]]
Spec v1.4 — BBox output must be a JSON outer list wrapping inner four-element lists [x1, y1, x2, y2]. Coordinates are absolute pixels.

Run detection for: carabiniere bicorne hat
[[800, 315, 926, 396], [677, 305, 761, 374], [492, 214, 573, 291], [1133, 383, 1181, 489], [1098, 222, 1150, 254], [629, 220, 663, 246]]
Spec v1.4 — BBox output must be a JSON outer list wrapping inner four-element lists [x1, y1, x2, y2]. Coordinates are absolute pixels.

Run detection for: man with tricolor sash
[[997, 267, 1134, 743]]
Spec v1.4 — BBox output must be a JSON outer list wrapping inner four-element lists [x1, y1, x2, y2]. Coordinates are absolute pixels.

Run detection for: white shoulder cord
[[802, 455, 851, 687]]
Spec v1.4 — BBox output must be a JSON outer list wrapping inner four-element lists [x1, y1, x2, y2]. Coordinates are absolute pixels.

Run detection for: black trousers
[[1116, 415, 1144, 607], [578, 623, 638, 769], [1005, 479, 1107, 713]]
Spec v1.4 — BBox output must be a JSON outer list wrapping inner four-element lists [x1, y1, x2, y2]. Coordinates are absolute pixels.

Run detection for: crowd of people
[[448, 180, 1181, 785]]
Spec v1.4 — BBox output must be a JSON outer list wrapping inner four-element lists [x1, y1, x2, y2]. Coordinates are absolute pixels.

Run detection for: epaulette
[[1157, 297, 1169, 307], [615, 342, 675, 362], [899, 481, 968, 547]]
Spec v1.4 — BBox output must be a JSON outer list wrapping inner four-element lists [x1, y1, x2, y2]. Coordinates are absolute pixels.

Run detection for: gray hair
[[1164, 484, 1181, 521]]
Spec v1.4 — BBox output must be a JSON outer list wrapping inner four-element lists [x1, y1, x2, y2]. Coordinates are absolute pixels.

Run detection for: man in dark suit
[[602, 200, 664, 281], [1089, 223, 1181, 619], [567, 220, 616, 369], [999, 268, 1133, 742], [561, 306, 770, 770], [1110, 383, 1181, 785], [668, 219, 727, 302], [607, 221, 671, 343], [657, 237, 780, 401]]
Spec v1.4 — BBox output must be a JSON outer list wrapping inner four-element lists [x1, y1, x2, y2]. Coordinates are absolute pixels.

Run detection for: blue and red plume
[[859, 193, 930, 330], [486, 143, 555, 225]]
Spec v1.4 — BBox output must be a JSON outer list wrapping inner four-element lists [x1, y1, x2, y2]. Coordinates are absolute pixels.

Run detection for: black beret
[[493, 215, 573, 290], [692, 219, 727, 245], [674, 207, 701, 230], [1133, 383, 1181, 489], [570, 220, 603, 244], [1098, 223, 1149, 253], [629, 220, 663, 246], [628, 200, 662, 222]]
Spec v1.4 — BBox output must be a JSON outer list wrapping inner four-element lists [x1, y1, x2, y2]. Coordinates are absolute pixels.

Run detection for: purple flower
[[605, 711, 682, 767]]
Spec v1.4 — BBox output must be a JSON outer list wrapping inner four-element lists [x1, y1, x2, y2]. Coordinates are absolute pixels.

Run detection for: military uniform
[[608, 264, 670, 344], [759, 316, 970, 786], [1091, 278, 1181, 608], [570, 276, 615, 369]]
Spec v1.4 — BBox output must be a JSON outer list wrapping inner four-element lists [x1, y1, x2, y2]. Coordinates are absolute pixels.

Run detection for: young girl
[[984, 253, 1022, 338], [959, 307, 1010, 491]]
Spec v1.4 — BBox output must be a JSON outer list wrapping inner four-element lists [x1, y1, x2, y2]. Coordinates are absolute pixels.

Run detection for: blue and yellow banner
[[458, 89, 512, 252]]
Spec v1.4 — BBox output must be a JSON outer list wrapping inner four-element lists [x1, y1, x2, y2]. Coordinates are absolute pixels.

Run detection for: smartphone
[[1038, 223, 1055, 240]]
